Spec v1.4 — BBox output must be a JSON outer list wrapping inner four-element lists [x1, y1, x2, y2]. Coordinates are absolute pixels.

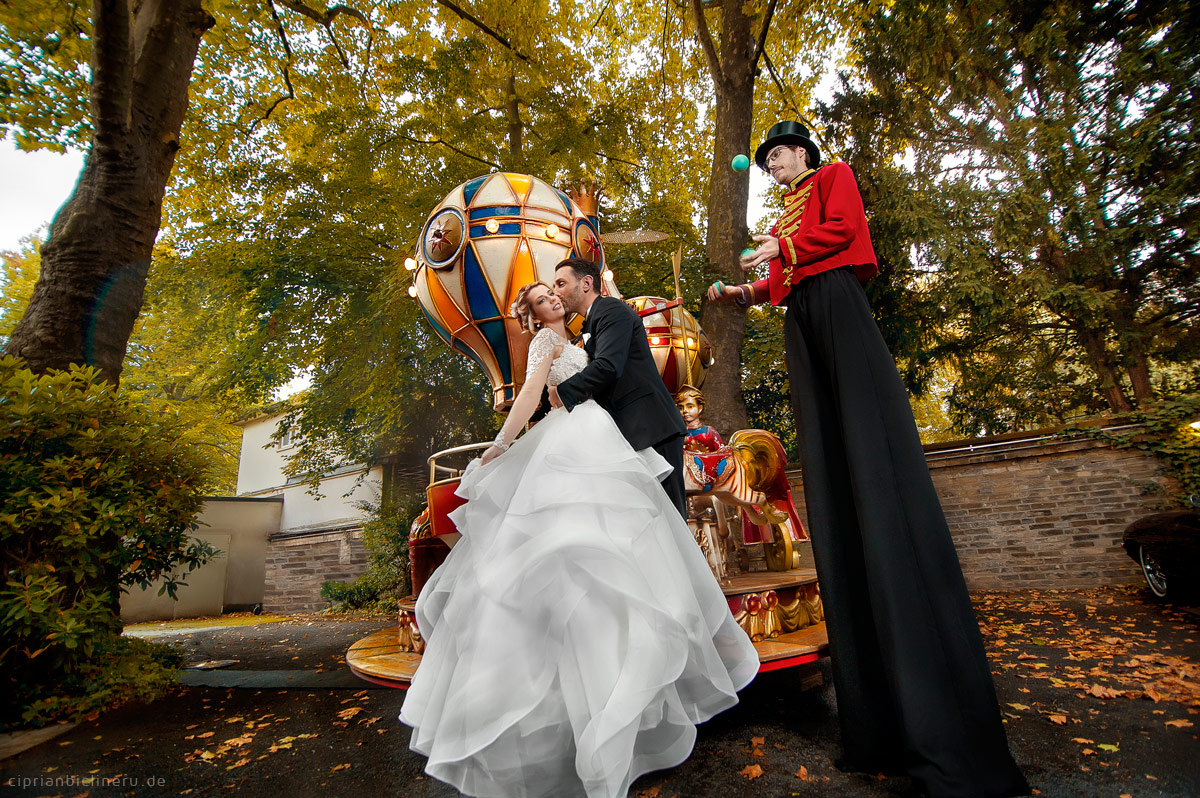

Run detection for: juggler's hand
[[740, 235, 779, 271], [706, 282, 741, 303]]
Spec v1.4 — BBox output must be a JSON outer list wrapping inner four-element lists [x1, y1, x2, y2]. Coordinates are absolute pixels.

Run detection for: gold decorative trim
[[732, 585, 823, 642], [396, 610, 425, 654]]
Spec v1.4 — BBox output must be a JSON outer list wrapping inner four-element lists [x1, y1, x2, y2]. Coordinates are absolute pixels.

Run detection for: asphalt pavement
[[1, 588, 1197, 797]]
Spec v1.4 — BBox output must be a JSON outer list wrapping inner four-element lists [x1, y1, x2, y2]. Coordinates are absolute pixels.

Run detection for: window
[[277, 426, 298, 450]]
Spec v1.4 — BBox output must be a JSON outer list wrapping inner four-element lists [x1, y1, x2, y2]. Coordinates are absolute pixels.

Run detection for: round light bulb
[[545, 224, 559, 239], [404, 257, 417, 271], [602, 269, 613, 280], [407, 285, 418, 298], [485, 219, 499, 233]]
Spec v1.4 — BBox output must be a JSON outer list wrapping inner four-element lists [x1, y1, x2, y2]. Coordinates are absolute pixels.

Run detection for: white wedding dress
[[399, 327, 759, 798]]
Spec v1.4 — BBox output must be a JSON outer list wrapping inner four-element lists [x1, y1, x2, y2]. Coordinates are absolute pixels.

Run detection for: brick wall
[[263, 527, 370, 614], [259, 432, 1168, 611], [787, 432, 1169, 590]]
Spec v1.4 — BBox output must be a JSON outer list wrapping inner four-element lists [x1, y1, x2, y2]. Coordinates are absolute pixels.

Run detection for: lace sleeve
[[525, 328, 559, 378]]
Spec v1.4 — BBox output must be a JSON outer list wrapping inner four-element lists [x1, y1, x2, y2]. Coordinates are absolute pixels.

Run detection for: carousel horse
[[683, 429, 807, 571]]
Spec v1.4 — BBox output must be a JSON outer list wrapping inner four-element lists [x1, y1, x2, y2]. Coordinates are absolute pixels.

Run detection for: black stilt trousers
[[784, 267, 1029, 798]]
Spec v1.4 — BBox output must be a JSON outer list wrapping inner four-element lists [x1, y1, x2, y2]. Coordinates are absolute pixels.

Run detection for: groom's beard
[[560, 287, 584, 316]]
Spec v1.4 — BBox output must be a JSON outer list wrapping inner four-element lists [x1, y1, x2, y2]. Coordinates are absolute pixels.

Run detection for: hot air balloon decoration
[[408, 173, 608, 410], [628, 296, 713, 394]]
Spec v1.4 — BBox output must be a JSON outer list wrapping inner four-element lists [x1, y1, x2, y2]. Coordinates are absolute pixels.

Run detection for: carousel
[[346, 173, 827, 687]]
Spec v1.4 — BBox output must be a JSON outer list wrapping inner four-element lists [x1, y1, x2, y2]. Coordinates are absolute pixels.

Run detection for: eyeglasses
[[765, 146, 792, 167]]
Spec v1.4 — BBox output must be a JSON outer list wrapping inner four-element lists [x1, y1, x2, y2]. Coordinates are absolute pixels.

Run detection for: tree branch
[[750, 0, 778, 71], [582, 0, 614, 48], [596, 150, 639, 168], [687, 0, 724, 88], [385, 133, 502, 170], [276, 0, 369, 27], [761, 50, 805, 121], [257, 0, 298, 126], [277, 0, 372, 69], [435, 0, 530, 62]]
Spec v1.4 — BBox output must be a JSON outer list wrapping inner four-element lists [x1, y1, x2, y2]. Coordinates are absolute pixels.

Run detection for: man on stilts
[[708, 121, 1029, 798]]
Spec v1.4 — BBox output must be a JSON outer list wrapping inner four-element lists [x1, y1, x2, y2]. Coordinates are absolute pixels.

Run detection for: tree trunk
[[691, 0, 757, 433], [1126, 355, 1154, 407], [1074, 323, 1134, 412], [4, 0, 214, 385]]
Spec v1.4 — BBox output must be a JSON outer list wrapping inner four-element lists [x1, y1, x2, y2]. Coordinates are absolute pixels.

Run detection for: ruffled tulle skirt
[[399, 401, 758, 798]]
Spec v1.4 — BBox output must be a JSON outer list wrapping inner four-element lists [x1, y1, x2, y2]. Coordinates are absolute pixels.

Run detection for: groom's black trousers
[[652, 434, 687, 520], [784, 267, 1027, 798]]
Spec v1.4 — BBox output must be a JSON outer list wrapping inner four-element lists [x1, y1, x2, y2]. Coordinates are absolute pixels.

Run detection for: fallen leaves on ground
[[1086, 684, 1121, 699], [974, 588, 1199, 708], [739, 764, 763, 780]]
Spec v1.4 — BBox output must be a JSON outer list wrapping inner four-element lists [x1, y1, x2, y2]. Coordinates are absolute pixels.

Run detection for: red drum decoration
[[628, 296, 713, 395]]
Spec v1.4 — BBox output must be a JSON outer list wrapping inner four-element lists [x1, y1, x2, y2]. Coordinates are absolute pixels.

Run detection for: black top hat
[[754, 121, 821, 171]]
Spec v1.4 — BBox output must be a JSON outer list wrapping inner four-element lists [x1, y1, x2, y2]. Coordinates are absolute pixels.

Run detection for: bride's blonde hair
[[510, 281, 552, 334]]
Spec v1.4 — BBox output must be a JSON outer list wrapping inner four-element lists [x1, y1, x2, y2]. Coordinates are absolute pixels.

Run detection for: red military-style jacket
[[744, 162, 878, 306]]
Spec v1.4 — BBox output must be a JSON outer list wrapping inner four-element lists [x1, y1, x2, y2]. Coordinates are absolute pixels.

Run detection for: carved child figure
[[677, 384, 725, 454], [675, 384, 732, 581]]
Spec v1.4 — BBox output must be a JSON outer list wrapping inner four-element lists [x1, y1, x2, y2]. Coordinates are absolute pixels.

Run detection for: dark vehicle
[[1122, 495, 1200, 600]]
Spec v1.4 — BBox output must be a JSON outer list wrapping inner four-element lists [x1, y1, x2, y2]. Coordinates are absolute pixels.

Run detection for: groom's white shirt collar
[[579, 299, 595, 344]]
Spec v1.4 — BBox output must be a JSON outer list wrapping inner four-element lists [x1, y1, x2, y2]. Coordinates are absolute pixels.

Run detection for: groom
[[549, 257, 688, 517]]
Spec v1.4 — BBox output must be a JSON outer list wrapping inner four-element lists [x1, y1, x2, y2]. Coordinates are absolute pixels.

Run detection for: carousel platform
[[347, 569, 827, 689]]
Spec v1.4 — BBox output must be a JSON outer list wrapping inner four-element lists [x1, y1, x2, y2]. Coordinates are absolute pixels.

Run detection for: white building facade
[[120, 411, 383, 621], [235, 412, 382, 614]]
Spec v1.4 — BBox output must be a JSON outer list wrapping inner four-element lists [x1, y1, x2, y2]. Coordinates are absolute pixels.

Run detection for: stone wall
[[263, 526, 370, 614], [787, 431, 1168, 590]]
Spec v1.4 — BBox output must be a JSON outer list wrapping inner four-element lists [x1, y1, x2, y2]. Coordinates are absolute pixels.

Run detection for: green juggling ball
[[731, 154, 750, 171]]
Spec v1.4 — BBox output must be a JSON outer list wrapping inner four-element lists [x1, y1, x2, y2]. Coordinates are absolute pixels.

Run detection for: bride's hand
[[481, 445, 504, 464]]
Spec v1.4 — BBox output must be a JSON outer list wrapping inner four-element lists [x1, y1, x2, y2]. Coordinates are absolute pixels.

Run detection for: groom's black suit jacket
[[557, 296, 685, 448], [557, 296, 687, 515]]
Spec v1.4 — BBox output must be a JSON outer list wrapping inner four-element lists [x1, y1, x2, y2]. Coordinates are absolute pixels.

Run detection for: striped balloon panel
[[412, 173, 607, 410]]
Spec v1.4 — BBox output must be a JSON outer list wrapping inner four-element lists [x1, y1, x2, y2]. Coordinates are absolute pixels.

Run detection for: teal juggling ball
[[731, 154, 750, 171], [740, 248, 755, 259]]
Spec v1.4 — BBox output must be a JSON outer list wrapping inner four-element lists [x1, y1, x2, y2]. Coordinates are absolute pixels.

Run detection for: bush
[[1, 357, 215, 729], [19, 634, 185, 728], [319, 579, 380, 612]]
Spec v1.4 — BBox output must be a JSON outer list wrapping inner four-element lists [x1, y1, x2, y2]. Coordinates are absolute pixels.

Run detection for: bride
[[399, 281, 759, 798]]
